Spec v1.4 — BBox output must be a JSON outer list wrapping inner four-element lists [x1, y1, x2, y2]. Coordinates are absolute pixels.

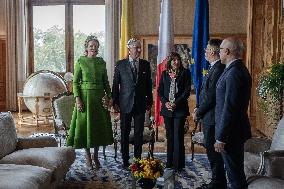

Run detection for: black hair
[[208, 39, 222, 53], [166, 52, 182, 71]]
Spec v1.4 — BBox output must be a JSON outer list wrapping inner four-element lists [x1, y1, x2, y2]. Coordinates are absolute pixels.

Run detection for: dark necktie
[[131, 60, 138, 81]]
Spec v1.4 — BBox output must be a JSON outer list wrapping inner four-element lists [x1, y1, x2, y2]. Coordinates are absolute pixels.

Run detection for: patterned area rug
[[58, 149, 211, 189]]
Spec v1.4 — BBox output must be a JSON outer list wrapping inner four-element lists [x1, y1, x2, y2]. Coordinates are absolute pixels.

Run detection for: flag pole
[[154, 0, 174, 129]]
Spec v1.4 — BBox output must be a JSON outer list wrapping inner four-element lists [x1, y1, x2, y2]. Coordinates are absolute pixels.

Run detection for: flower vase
[[137, 178, 156, 189]]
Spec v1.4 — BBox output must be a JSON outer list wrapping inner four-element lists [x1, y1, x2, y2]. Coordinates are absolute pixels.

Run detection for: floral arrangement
[[257, 60, 284, 114], [129, 157, 165, 180]]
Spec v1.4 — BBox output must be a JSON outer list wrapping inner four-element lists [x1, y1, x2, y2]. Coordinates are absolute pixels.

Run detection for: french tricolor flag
[[154, 0, 174, 127]]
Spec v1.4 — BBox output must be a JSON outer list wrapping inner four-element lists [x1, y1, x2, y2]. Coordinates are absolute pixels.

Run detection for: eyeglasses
[[204, 48, 213, 52], [204, 48, 220, 53], [219, 47, 230, 51], [219, 47, 226, 52]]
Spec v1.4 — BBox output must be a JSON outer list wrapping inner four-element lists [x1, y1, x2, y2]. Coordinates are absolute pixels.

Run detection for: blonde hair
[[84, 35, 100, 49]]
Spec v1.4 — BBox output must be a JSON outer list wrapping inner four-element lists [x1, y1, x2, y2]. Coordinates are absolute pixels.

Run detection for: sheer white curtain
[[105, 0, 120, 86], [6, 0, 28, 110]]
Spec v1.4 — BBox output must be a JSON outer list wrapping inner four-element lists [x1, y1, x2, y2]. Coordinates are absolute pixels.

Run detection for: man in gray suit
[[193, 39, 226, 189], [112, 38, 153, 168], [214, 37, 252, 189]]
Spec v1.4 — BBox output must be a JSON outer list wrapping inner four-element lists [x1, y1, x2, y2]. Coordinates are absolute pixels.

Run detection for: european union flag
[[191, 0, 209, 106]]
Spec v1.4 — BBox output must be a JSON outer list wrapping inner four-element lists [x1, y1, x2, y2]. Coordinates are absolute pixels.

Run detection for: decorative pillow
[[0, 112, 17, 159]]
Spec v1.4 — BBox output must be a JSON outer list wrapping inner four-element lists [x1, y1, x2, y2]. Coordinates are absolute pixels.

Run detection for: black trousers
[[120, 110, 145, 164], [221, 141, 247, 189], [203, 123, 227, 187], [163, 116, 185, 170]]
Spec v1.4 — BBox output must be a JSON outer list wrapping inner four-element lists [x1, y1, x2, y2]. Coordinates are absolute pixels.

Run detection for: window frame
[[28, 0, 105, 74]]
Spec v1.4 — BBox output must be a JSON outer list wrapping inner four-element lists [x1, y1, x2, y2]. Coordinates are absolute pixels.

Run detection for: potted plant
[[129, 157, 165, 189], [257, 60, 284, 121]]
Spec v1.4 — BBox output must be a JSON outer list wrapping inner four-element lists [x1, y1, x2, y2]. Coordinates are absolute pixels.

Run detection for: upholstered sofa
[[0, 112, 76, 189], [245, 116, 284, 189], [244, 116, 284, 178]]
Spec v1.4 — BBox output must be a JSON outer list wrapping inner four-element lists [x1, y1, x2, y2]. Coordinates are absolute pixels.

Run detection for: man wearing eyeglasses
[[193, 39, 226, 189], [214, 37, 252, 189]]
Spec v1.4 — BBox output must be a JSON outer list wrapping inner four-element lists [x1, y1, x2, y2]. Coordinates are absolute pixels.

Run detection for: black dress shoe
[[196, 183, 212, 189], [196, 183, 209, 189], [166, 163, 173, 169], [174, 167, 184, 173], [196, 182, 227, 189]]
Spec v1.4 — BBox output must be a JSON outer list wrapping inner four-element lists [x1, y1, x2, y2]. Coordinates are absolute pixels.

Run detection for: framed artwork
[[140, 36, 192, 88], [140, 37, 158, 87]]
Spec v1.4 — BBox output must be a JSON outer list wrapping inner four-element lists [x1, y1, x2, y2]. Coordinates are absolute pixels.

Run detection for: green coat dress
[[67, 56, 113, 148]]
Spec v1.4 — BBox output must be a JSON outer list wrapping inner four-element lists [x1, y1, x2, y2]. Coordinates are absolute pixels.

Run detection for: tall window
[[33, 5, 66, 72], [29, 0, 105, 73], [73, 5, 105, 63]]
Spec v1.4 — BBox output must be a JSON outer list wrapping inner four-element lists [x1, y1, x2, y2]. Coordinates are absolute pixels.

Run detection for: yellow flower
[[130, 157, 165, 180], [134, 172, 139, 178]]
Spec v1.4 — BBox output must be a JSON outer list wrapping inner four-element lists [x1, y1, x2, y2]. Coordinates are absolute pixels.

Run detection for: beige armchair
[[51, 92, 74, 146], [0, 112, 75, 189], [244, 116, 284, 178]]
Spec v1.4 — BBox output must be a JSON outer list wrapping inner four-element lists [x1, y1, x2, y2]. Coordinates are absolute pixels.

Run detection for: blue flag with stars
[[191, 0, 209, 106]]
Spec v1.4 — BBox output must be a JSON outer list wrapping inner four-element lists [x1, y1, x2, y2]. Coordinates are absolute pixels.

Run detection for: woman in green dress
[[67, 35, 113, 169]]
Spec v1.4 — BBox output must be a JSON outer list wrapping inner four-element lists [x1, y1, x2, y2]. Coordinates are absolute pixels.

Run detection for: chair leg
[[155, 127, 159, 141], [150, 142, 154, 157], [103, 146, 106, 160], [191, 142, 195, 161], [147, 142, 154, 158], [59, 137, 62, 147], [114, 141, 117, 160]]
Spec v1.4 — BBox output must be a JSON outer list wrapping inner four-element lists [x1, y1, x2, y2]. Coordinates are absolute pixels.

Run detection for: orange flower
[[130, 157, 165, 180]]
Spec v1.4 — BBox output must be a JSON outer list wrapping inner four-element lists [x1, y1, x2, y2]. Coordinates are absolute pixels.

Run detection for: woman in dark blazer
[[158, 52, 191, 171]]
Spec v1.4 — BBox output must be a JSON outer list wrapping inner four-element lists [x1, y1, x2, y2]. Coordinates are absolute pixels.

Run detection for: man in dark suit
[[214, 37, 252, 189], [112, 38, 153, 168], [193, 39, 226, 189]]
